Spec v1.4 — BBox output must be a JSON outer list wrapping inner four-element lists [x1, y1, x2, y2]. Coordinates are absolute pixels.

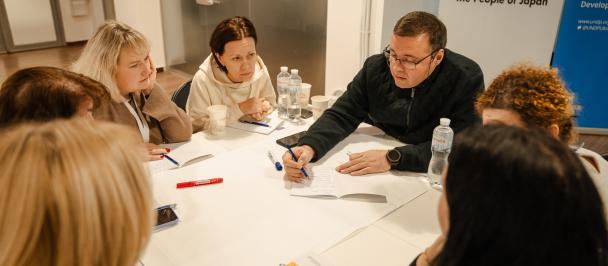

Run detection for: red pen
[[176, 178, 223, 189]]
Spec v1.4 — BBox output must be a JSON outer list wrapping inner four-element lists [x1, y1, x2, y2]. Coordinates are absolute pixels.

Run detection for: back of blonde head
[[72, 21, 149, 102], [0, 119, 153, 266]]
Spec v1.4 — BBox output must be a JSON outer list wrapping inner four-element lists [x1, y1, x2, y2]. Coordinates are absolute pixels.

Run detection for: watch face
[[388, 149, 400, 162]]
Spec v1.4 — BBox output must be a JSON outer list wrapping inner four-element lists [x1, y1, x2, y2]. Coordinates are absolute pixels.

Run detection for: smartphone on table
[[300, 109, 313, 119], [154, 204, 179, 232], [276, 131, 307, 148]]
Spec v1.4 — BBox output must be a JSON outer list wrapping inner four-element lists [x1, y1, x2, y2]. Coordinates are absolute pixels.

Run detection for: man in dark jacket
[[283, 11, 483, 181]]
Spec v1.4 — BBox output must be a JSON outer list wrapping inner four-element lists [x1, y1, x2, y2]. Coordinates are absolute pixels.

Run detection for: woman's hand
[[261, 99, 271, 113], [146, 143, 169, 161], [238, 97, 265, 115], [142, 54, 157, 96], [249, 99, 272, 120]]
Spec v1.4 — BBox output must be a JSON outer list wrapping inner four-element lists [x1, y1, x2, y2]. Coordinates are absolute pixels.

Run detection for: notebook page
[[290, 166, 337, 197], [226, 115, 284, 135], [334, 174, 388, 198]]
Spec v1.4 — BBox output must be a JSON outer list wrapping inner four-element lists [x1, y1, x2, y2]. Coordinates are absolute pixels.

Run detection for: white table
[[141, 117, 441, 266]]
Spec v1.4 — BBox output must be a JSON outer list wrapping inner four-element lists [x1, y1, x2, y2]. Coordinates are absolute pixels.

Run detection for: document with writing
[[226, 115, 284, 135], [290, 166, 388, 199]]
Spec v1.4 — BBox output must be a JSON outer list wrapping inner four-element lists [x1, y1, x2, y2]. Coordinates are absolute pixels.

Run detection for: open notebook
[[147, 138, 222, 174], [227, 116, 284, 135], [290, 166, 388, 200]]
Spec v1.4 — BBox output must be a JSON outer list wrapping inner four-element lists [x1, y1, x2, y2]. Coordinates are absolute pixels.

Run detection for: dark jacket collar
[[412, 49, 447, 95]]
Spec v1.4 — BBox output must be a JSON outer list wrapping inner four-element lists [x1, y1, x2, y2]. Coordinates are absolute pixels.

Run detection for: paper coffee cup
[[207, 105, 227, 135]]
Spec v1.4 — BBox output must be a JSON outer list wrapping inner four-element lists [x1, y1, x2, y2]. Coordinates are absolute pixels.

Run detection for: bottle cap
[[291, 69, 299, 74], [440, 118, 451, 126], [280, 66, 288, 72]]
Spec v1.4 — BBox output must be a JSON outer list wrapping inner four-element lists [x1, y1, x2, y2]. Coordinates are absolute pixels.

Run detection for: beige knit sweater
[[186, 54, 276, 132]]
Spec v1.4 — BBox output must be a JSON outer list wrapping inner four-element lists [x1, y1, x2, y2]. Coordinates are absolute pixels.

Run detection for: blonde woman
[[72, 21, 192, 159], [0, 119, 153, 266]]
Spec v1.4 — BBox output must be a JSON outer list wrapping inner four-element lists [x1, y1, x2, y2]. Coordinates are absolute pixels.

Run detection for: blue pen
[[240, 120, 270, 127], [286, 146, 309, 178], [267, 151, 283, 171], [163, 154, 179, 166]]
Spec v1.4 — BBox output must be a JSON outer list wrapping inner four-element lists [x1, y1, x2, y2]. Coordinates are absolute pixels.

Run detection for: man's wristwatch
[[386, 149, 401, 169]]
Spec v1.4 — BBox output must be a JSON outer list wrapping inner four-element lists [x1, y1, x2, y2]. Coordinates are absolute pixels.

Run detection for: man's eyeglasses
[[383, 46, 439, 70]]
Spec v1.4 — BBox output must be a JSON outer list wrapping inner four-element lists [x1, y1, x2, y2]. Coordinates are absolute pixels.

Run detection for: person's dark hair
[[209, 16, 257, 73], [435, 125, 608, 265], [0, 66, 109, 127], [393, 11, 446, 52]]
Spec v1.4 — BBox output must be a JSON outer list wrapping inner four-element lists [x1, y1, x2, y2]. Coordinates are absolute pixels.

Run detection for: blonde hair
[[0, 119, 153, 266], [72, 21, 150, 102]]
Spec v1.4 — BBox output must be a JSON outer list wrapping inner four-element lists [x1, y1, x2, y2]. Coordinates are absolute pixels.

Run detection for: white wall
[[325, 0, 387, 96], [324, 0, 365, 96], [159, 0, 186, 66], [325, 0, 439, 96], [114, 0, 167, 68], [59, 0, 105, 42], [438, 1, 564, 85], [380, 0, 439, 46], [369, 1, 385, 58], [327, 0, 563, 93]]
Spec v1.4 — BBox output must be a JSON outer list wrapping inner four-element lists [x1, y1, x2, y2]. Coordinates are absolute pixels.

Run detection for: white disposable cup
[[311, 95, 330, 120], [298, 83, 312, 108], [207, 105, 227, 135]]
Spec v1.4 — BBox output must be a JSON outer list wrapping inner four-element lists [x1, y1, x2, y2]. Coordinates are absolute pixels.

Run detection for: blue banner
[[552, 0, 608, 129]]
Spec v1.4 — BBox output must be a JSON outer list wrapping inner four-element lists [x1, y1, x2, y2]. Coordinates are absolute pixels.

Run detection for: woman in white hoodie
[[186, 16, 276, 132]]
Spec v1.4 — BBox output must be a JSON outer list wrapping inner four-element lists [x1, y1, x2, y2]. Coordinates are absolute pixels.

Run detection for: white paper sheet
[[146, 138, 224, 174], [141, 128, 427, 266], [291, 166, 388, 199], [226, 115, 284, 134]]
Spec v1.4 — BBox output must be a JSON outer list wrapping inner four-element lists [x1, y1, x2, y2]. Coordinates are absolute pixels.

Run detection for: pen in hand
[[286, 146, 309, 178], [163, 154, 179, 166]]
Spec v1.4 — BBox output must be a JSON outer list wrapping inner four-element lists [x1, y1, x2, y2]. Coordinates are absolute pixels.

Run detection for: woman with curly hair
[[475, 64, 607, 206]]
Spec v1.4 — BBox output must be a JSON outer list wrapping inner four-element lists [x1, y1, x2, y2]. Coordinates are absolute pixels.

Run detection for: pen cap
[[210, 178, 223, 183], [176, 181, 195, 188]]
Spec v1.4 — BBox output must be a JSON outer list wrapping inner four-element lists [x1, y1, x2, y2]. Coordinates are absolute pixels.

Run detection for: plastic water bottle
[[288, 69, 302, 121], [427, 118, 453, 189], [277, 66, 290, 119]]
